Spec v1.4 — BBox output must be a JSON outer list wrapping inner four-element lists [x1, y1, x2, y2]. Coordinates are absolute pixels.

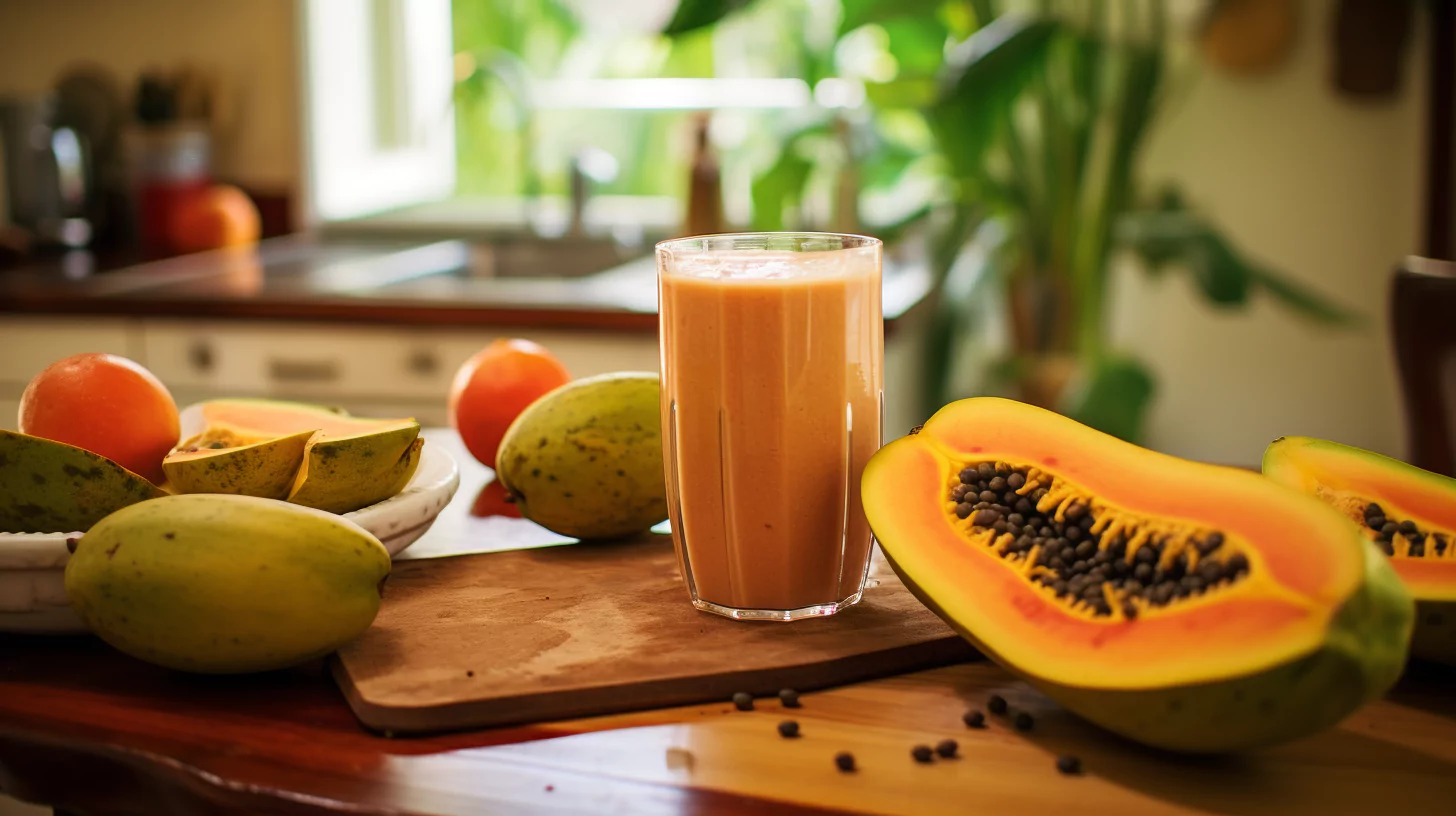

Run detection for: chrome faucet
[[567, 147, 618, 238]]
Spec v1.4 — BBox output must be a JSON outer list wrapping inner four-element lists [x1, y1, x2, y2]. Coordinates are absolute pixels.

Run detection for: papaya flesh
[[0, 430, 166, 533], [862, 398, 1412, 753], [164, 400, 422, 514], [1263, 436, 1456, 665]]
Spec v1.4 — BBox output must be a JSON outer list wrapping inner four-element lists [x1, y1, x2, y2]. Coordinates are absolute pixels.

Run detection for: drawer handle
[[189, 341, 214, 373], [407, 350, 438, 375], [268, 358, 339, 383]]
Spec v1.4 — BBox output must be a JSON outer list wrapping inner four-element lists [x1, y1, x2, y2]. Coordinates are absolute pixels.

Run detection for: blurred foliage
[[664, 0, 1358, 443], [452, 0, 1360, 443]]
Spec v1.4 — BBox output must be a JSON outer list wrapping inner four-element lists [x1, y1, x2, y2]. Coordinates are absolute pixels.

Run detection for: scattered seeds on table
[[779, 688, 801, 708], [834, 752, 856, 772], [987, 694, 1008, 715], [962, 710, 985, 729], [911, 744, 935, 763], [777, 720, 800, 739], [1056, 755, 1082, 775], [1013, 711, 1034, 731], [732, 692, 754, 711], [935, 739, 958, 758]]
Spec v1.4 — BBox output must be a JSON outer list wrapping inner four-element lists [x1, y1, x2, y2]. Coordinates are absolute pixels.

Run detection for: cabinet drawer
[[0, 317, 137, 385], [141, 321, 660, 404]]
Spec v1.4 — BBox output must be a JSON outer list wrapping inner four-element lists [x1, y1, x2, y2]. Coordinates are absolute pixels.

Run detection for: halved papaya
[[862, 398, 1412, 753], [164, 400, 422, 514], [1263, 436, 1456, 665]]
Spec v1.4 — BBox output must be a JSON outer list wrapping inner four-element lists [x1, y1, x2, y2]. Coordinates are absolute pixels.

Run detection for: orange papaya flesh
[[1263, 436, 1456, 601], [864, 399, 1411, 752], [1263, 436, 1456, 664]]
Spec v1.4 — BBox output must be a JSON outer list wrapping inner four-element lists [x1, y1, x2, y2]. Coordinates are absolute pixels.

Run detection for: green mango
[[66, 493, 390, 673], [0, 430, 165, 533], [496, 372, 668, 540]]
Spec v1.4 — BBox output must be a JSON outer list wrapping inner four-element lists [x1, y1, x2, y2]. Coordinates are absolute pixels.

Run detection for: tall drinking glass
[[657, 233, 883, 621]]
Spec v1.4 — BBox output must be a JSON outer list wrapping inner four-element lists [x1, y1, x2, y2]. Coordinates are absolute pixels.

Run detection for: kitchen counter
[[0, 234, 937, 334]]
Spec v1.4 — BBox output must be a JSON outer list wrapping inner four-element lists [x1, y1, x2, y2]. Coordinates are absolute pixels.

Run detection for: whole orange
[[449, 339, 570, 469], [168, 184, 261, 255], [18, 353, 180, 484]]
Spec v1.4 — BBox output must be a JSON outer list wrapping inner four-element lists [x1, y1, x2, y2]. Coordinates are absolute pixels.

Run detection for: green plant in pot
[[921, 1, 1357, 442], [665, 0, 1358, 443]]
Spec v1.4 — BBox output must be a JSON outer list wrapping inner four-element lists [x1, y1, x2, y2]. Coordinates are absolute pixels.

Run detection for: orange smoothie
[[658, 239, 883, 616]]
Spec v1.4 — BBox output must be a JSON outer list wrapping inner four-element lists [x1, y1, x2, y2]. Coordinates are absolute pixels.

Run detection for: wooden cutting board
[[332, 534, 974, 735]]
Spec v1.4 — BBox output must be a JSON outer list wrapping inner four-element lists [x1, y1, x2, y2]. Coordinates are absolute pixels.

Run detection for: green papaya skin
[[286, 426, 423, 514], [65, 494, 390, 674], [496, 372, 668, 540], [0, 430, 166, 533], [163, 429, 315, 499], [885, 539, 1412, 753]]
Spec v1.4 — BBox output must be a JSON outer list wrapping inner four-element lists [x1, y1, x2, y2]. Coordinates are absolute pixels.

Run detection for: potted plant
[[665, 0, 1357, 442]]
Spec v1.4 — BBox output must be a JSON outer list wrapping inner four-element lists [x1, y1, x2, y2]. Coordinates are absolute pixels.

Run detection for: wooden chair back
[[1391, 256, 1456, 476]]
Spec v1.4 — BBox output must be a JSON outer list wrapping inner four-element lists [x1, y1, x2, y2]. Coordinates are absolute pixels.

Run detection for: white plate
[[0, 438, 459, 634]]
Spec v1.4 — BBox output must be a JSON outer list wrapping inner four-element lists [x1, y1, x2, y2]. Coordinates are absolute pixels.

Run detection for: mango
[[0, 430, 166, 533], [496, 371, 668, 540], [65, 494, 390, 673]]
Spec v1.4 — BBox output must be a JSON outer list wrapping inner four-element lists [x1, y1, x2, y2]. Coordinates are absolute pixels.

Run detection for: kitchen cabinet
[[1, 313, 927, 439]]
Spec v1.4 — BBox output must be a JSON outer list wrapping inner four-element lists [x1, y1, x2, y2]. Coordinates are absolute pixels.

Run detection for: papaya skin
[[177, 400, 423, 515], [864, 398, 1413, 753], [65, 494, 390, 674], [1263, 435, 1456, 665], [288, 430, 423, 515], [163, 429, 315, 500], [496, 372, 668, 540], [0, 430, 166, 533]]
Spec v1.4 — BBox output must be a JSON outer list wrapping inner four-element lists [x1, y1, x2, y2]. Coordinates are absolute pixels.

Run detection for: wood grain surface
[[334, 537, 972, 734], [2, 633, 1455, 815]]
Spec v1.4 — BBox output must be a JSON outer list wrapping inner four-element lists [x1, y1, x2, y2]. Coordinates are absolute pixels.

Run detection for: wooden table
[[3, 436, 1456, 815], [2, 638, 1455, 815]]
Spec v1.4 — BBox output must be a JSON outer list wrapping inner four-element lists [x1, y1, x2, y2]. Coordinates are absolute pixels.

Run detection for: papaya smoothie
[[656, 233, 883, 620]]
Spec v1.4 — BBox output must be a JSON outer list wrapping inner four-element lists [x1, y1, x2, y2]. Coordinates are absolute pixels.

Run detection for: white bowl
[[0, 439, 459, 634]]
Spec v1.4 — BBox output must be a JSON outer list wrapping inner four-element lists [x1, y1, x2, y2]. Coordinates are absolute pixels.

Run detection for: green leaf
[[749, 128, 823, 231], [1248, 267, 1366, 327], [839, 0, 948, 37], [928, 16, 1062, 181], [1118, 206, 1361, 324], [662, 0, 754, 36], [1060, 355, 1156, 443]]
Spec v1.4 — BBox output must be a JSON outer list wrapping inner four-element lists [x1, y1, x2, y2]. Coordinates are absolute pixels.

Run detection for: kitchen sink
[[462, 236, 644, 279]]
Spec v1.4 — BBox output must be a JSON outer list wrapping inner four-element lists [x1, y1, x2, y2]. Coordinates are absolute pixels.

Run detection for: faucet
[[567, 147, 618, 239]]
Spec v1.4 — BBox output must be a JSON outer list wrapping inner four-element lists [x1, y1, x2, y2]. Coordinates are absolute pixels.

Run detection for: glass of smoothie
[[656, 232, 883, 621]]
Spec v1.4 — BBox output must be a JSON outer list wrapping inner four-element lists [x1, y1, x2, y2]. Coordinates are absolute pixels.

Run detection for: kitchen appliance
[[0, 94, 93, 249]]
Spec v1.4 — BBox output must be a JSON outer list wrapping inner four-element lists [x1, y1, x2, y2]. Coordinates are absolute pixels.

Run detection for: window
[[300, 0, 939, 234]]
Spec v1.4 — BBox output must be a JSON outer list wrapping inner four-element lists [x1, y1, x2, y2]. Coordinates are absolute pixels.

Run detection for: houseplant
[[665, 0, 1356, 442]]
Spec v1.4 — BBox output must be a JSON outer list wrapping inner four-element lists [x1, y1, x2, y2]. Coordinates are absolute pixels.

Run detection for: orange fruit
[[168, 184, 260, 255], [449, 339, 571, 469], [18, 353, 180, 485]]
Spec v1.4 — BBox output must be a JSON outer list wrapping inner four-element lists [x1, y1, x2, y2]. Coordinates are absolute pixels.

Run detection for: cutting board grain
[[333, 535, 974, 734]]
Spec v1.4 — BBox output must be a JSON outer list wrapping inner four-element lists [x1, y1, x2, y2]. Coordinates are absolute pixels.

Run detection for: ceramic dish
[[0, 440, 459, 634]]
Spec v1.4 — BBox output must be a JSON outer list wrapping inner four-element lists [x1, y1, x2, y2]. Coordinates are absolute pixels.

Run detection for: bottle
[[683, 112, 723, 237]]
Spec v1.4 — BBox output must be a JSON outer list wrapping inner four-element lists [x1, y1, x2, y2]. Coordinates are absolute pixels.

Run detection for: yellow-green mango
[[65, 494, 390, 674], [163, 429, 315, 499], [0, 430, 166, 533], [496, 371, 667, 539]]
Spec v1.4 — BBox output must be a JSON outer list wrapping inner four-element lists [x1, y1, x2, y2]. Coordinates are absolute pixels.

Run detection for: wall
[[0, 0, 300, 193], [1115, 0, 1426, 465]]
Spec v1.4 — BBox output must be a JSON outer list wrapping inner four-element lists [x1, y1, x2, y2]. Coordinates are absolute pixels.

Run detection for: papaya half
[[1263, 436, 1456, 665], [163, 400, 422, 514], [862, 398, 1412, 754]]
